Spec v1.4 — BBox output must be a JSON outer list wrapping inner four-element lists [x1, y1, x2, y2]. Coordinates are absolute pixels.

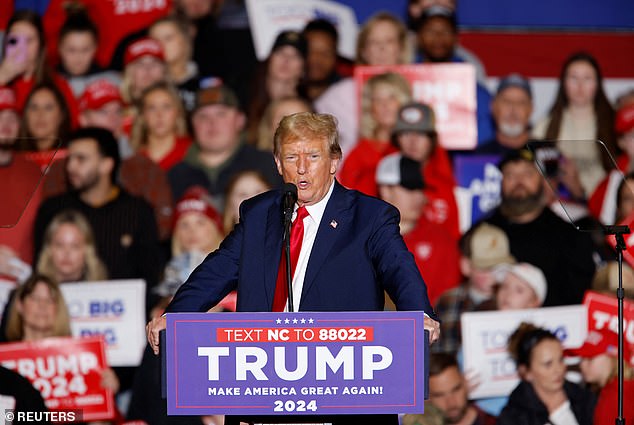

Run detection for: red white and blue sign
[[166, 311, 428, 416]]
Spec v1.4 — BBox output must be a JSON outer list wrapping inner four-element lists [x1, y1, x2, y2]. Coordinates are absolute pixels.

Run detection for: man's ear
[[100, 157, 115, 179], [329, 156, 340, 175]]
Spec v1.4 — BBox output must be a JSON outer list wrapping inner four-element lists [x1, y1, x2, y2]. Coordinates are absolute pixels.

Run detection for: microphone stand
[[283, 203, 294, 313], [603, 224, 629, 425], [527, 139, 628, 423]]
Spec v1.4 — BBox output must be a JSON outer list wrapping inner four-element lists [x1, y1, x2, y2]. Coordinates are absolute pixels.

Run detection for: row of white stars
[[275, 318, 314, 324]]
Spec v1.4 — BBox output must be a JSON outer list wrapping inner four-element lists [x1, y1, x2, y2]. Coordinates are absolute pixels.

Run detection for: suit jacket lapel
[[264, 197, 284, 309], [301, 181, 351, 302]]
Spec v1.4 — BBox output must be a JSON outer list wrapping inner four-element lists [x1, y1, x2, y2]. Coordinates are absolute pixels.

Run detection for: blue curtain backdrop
[[338, 0, 634, 30]]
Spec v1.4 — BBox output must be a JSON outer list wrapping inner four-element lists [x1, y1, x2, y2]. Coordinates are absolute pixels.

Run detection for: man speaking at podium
[[147, 112, 439, 425]]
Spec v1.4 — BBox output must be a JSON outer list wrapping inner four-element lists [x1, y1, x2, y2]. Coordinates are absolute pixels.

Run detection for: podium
[[163, 311, 429, 418]]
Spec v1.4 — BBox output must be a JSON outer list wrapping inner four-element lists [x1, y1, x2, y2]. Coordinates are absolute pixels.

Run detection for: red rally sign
[[583, 291, 634, 366], [355, 63, 477, 150], [0, 336, 115, 422]]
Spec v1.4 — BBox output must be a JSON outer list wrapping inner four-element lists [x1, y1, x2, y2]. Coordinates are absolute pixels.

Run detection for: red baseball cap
[[79, 79, 123, 111], [0, 86, 17, 111], [173, 186, 223, 232], [124, 37, 165, 66], [565, 329, 633, 366], [616, 103, 634, 135]]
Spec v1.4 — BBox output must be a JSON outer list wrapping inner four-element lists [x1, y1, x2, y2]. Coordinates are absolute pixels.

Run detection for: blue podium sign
[[166, 311, 428, 416]]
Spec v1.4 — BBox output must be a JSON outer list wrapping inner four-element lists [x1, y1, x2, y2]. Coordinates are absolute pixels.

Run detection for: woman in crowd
[[222, 171, 272, 235], [120, 37, 168, 134], [57, 7, 121, 98], [498, 322, 596, 425], [492, 262, 546, 310], [36, 209, 107, 283], [339, 72, 412, 196], [150, 186, 226, 317], [3, 273, 120, 406], [589, 103, 634, 224], [246, 30, 307, 145], [466, 261, 547, 417], [130, 81, 191, 171], [0, 10, 78, 122], [149, 15, 200, 113], [17, 82, 72, 169], [129, 187, 228, 425], [592, 261, 634, 299], [256, 96, 312, 151], [315, 11, 411, 157], [568, 330, 634, 424], [356, 11, 412, 66], [4, 273, 71, 342], [533, 52, 616, 198], [170, 186, 224, 259]]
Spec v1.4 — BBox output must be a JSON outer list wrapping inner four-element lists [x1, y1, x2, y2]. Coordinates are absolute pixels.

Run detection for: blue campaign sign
[[454, 154, 502, 228], [166, 311, 428, 416]]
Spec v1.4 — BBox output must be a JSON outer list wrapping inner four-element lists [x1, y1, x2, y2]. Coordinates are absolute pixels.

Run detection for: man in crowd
[[433, 223, 515, 355], [168, 84, 281, 205], [42, 78, 175, 240], [34, 127, 162, 291], [148, 112, 439, 425], [413, 5, 494, 145], [476, 74, 533, 155], [481, 149, 597, 305], [426, 353, 497, 424], [475, 74, 585, 204]]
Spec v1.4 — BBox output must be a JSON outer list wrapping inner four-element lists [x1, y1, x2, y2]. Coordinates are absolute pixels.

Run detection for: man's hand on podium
[[424, 316, 440, 344], [147, 315, 166, 355]]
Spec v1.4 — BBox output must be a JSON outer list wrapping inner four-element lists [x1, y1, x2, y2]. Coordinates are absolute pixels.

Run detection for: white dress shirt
[[282, 181, 335, 312]]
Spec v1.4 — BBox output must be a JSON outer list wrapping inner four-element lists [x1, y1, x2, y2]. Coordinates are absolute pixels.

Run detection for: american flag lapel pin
[[330, 220, 338, 229]]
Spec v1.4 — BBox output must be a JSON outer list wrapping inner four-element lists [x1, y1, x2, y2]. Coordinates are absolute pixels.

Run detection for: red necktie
[[272, 206, 309, 311]]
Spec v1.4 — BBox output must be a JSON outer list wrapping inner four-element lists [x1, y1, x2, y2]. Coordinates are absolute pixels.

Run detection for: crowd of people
[[0, 0, 633, 424]]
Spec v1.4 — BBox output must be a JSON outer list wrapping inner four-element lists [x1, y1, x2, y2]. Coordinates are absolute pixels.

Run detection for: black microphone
[[282, 183, 298, 225], [281, 183, 298, 312]]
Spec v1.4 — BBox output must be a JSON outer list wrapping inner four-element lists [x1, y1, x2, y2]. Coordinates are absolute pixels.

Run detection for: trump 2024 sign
[[166, 311, 428, 415]]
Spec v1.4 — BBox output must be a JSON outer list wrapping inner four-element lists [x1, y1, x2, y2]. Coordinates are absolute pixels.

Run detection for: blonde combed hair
[[37, 210, 107, 282], [359, 72, 412, 140], [130, 81, 188, 152], [273, 112, 342, 160]]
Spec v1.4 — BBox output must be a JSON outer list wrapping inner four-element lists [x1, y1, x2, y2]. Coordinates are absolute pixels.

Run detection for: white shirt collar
[[296, 180, 335, 226]]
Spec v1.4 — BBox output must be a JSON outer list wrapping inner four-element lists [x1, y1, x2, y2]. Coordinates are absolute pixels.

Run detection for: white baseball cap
[[493, 262, 547, 305]]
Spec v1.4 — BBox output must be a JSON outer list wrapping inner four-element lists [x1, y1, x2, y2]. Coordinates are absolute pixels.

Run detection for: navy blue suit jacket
[[166, 181, 435, 317]]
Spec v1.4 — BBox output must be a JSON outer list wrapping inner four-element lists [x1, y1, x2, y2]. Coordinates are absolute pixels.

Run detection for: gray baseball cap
[[392, 102, 436, 136]]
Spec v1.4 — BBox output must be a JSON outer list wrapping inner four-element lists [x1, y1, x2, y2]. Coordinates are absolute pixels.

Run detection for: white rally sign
[[461, 305, 586, 398], [61, 279, 146, 367], [246, 0, 357, 60]]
